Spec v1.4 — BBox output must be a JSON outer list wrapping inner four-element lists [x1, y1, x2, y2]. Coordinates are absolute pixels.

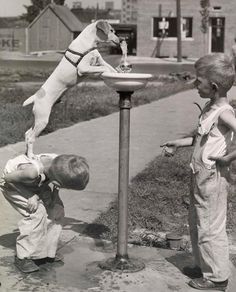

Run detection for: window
[[153, 17, 193, 38], [131, 11, 137, 20], [213, 6, 221, 11]]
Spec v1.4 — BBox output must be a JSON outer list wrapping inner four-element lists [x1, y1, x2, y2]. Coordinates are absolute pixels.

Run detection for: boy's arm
[[4, 167, 40, 213], [161, 137, 194, 148], [52, 185, 64, 207], [209, 110, 236, 165], [4, 167, 39, 184]]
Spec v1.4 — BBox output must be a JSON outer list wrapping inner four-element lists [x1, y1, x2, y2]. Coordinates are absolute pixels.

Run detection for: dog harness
[[64, 47, 97, 68]]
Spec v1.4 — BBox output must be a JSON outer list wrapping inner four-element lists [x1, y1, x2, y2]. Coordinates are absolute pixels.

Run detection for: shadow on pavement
[[0, 231, 19, 249], [63, 216, 110, 238], [166, 251, 195, 278]]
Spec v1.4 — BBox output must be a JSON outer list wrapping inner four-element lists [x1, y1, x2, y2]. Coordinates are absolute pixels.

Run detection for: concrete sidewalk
[[0, 86, 236, 291]]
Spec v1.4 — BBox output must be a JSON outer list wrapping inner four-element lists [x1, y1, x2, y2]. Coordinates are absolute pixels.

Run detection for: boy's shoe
[[188, 277, 228, 291], [183, 265, 202, 278], [47, 252, 64, 263], [14, 256, 39, 273]]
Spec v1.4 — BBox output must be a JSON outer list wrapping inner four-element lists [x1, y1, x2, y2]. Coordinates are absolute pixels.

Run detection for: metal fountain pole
[[117, 90, 132, 260], [99, 41, 152, 272], [99, 89, 145, 272]]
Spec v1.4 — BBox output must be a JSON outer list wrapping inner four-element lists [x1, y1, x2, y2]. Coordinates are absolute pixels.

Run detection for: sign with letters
[[0, 33, 20, 50]]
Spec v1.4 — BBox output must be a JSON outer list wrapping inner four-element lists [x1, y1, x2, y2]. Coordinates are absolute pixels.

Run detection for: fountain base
[[98, 255, 145, 273]]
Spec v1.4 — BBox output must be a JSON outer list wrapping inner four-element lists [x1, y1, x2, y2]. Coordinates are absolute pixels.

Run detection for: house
[[121, 0, 138, 24], [137, 0, 236, 58], [26, 4, 85, 54], [0, 17, 27, 52]]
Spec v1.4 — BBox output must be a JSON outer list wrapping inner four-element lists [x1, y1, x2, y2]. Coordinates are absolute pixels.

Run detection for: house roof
[[28, 4, 85, 32], [0, 17, 28, 29]]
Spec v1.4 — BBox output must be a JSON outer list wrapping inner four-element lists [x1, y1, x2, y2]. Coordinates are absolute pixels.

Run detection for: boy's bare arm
[[209, 110, 236, 165], [4, 167, 38, 184], [4, 167, 40, 213], [161, 137, 194, 148]]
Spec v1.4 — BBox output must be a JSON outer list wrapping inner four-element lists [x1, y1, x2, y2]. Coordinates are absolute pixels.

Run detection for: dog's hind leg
[[25, 99, 54, 158], [25, 128, 36, 158]]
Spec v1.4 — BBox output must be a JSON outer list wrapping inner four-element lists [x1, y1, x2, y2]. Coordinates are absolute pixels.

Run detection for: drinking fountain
[[98, 40, 153, 272]]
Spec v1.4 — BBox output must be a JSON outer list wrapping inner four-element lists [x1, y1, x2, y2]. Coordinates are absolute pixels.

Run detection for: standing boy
[[0, 153, 89, 273], [162, 53, 236, 290]]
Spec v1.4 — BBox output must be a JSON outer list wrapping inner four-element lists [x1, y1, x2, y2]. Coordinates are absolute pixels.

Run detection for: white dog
[[23, 20, 120, 158]]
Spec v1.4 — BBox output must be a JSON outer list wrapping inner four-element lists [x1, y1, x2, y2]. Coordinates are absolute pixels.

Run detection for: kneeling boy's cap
[[50, 154, 89, 190]]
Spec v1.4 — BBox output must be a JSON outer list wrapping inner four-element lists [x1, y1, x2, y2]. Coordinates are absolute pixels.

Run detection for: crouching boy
[[0, 153, 89, 273]]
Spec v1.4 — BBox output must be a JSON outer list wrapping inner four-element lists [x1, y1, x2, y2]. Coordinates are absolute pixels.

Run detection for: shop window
[[153, 17, 193, 38], [213, 6, 221, 11]]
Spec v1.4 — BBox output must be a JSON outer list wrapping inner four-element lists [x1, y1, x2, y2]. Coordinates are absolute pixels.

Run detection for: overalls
[[0, 154, 64, 260], [189, 103, 234, 282]]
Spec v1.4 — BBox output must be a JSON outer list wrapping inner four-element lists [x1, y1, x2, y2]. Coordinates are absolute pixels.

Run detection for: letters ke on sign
[[0, 34, 20, 50]]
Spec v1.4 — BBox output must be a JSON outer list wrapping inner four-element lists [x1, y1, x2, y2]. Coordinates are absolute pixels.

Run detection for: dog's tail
[[23, 94, 35, 107]]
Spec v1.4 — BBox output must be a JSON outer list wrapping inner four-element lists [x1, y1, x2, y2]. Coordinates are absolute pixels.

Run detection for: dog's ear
[[96, 20, 110, 36]]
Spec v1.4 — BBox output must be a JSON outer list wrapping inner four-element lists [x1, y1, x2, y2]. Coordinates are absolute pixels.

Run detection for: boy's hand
[[27, 195, 39, 213], [161, 140, 179, 148], [208, 155, 230, 167], [160, 141, 178, 157], [161, 145, 177, 157]]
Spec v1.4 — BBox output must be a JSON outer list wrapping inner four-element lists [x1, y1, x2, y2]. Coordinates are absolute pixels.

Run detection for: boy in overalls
[[162, 53, 236, 291], [0, 153, 89, 273]]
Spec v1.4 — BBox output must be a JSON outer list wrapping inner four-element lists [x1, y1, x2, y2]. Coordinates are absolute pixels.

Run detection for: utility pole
[[95, 2, 99, 20], [176, 0, 182, 62]]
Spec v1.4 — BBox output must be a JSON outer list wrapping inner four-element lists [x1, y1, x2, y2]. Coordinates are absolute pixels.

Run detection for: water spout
[[116, 39, 132, 73]]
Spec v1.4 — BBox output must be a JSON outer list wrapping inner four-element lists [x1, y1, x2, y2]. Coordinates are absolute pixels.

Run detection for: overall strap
[[199, 104, 234, 136], [35, 153, 58, 185], [29, 157, 44, 177], [211, 104, 234, 125]]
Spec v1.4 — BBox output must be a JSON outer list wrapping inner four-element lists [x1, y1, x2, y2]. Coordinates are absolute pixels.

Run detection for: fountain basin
[[102, 72, 153, 92]]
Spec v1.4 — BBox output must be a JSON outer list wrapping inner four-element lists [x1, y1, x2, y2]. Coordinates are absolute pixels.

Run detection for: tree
[[200, 0, 210, 33], [24, 0, 65, 23], [200, 0, 210, 54]]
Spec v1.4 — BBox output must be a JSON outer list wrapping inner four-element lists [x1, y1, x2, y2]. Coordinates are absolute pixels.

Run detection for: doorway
[[210, 17, 225, 53]]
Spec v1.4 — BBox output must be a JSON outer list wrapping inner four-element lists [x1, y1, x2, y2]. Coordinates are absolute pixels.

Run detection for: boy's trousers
[[1, 182, 64, 260], [189, 164, 230, 282]]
